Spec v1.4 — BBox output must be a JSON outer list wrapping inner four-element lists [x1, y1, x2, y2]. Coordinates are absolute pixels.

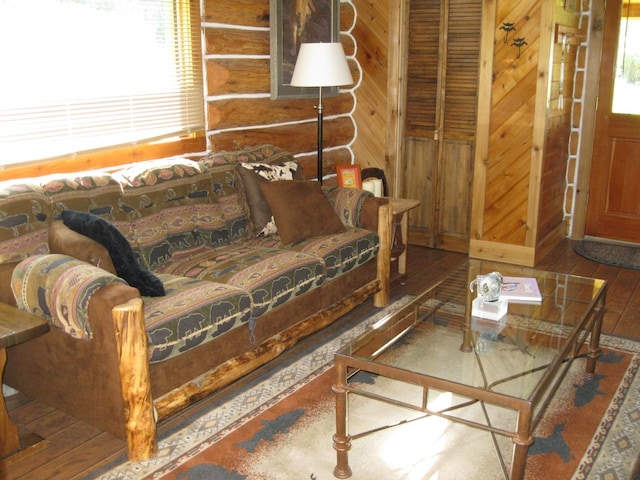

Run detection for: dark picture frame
[[270, 0, 340, 99]]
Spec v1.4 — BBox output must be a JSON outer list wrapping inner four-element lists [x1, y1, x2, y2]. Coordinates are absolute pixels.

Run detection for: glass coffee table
[[332, 260, 607, 480]]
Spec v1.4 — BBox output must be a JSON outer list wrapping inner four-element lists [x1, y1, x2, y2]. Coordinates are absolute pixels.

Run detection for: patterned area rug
[[92, 297, 640, 480], [574, 240, 640, 270]]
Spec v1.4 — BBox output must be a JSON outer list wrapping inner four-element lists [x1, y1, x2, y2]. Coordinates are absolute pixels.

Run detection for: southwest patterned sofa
[[0, 144, 391, 460]]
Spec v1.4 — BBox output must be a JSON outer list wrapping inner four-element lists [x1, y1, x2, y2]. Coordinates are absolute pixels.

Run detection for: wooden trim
[[388, 0, 409, 197], [527, 0, 555, 247], [113, 298, 157, 462], [469, 239, 536, 266], [0, 136, 206, 182], [469, 0, 497, 243]]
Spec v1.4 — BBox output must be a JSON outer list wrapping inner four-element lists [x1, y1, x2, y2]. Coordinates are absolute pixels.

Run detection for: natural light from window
[[612, 17, 640, 115], [0, 0, 203, 165]]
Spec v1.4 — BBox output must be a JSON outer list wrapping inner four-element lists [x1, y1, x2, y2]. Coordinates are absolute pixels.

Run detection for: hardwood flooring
[[1, 240, 638, 479]]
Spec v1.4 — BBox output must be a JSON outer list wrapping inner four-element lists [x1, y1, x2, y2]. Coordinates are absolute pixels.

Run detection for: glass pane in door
[[612, 4, 640, 114]]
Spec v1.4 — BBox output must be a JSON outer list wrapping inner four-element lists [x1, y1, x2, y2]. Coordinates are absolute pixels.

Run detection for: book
[[500, 276, 542, 304]]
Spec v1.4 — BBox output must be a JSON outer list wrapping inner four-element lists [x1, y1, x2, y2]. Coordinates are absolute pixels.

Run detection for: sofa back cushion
[[42, 170, 124, 221], [113, 158, 232, 269], [0, 180, 50, 264]]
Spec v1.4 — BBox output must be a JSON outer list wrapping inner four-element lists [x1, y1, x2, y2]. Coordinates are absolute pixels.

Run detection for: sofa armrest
[[49, 221, 117, 274], [321, 186, 388, 231], [11, 254, 131, 339]]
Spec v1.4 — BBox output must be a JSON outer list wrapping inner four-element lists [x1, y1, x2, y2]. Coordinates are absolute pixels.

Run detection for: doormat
[[574, 240, 640, 270]]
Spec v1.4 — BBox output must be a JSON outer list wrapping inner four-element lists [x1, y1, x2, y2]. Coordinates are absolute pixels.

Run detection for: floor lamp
[[290, 43, 353, 185]]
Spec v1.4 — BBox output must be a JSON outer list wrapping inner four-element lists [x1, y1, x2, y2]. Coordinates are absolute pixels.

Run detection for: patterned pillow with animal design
[[235, 161, 303, 237]]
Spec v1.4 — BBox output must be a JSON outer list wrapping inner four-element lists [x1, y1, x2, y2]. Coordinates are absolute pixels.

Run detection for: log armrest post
[[374, 203, 392, 307], [113, 298, 157, 461]]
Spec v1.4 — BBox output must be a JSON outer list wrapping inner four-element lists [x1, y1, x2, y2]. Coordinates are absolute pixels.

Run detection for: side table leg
[[398, 212, 409, 275], [333, 361, 352, 479], [0, 348, 20, 458]]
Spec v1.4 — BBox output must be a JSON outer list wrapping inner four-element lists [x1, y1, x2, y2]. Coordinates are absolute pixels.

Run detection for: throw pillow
[[235, 161, 302, 237], [258, 180, 346, 244], [61, 210, 165, 297]]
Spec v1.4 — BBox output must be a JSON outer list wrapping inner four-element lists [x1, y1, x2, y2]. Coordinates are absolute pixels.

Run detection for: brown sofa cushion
[[259, 180, 346, 244], [49, 221, 118, 274]]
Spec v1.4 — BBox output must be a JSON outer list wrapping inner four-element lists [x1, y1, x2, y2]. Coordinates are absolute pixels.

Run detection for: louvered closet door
[[402, 0, 482, 252]]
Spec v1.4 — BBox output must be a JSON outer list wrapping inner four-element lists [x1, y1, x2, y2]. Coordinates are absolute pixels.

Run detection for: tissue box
[[471, 296, 508, 321]]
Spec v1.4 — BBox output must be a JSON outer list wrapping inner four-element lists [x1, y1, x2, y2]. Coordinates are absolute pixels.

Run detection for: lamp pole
[[317, 87, 324, 185], [289, 42, 353, 186]]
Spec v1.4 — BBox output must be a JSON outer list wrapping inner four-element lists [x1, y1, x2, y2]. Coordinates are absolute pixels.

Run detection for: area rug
[[574, 240, 640, 270], [93, 297, 640, 480]]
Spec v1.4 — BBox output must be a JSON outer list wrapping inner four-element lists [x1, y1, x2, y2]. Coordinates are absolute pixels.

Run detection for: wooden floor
[[2, 240, 639, 479]]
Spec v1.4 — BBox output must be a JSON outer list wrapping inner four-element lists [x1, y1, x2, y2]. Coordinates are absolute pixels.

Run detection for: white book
[[500, 276, 542, 304]]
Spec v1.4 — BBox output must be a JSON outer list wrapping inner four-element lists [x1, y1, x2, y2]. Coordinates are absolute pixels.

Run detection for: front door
[[585, 0, 640, 242]]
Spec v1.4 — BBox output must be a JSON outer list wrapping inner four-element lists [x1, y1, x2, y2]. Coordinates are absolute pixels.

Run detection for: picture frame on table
[[269, 0, 340, 99], [337, 165, 362, 189]]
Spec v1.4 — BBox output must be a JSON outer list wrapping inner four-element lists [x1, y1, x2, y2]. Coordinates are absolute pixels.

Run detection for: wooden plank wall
[[204, 0, 394, 185], [470, 0, 580, 265], [537, 2, 579, 259], [482, 0, 543, 247]]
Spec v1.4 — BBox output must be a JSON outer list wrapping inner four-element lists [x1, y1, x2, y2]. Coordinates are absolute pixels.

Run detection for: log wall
[[203, 0, 395, 185]]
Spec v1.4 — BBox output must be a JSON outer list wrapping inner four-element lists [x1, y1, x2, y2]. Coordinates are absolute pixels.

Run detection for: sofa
[[0, 144, 391, 460]]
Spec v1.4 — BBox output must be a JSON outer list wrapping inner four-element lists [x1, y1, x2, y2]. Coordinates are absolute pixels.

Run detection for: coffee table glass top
[[338, 260, 607, 405]]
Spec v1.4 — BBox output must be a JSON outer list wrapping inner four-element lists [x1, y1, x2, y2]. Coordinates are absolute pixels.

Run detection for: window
[[0, 0, 204, 165], [613, 2, 640, 114]]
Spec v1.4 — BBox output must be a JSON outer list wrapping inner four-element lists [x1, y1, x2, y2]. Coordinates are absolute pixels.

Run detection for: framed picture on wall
[[269, 0, 340, 99], [337, 165, 362, 189]]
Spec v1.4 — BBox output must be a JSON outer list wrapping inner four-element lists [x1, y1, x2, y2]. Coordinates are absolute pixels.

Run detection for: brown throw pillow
[[235, 161, 303, 237], [258, 180, 346, 244]]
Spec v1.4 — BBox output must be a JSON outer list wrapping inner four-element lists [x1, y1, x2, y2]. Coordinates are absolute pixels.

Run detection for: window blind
[[0, 0, 204, 165]]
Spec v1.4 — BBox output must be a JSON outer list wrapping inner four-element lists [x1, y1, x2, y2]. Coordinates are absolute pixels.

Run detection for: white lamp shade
[[290, 43, 354, 87]]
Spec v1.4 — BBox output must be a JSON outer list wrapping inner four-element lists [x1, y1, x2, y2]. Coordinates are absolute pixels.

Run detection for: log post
[[112, 298, 157, 461], [374, 203, 392, 307]]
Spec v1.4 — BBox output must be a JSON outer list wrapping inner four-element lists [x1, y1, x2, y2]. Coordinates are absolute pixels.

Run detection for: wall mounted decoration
[[269, 0, 340, 99], [500, 22, 516, 43], [512, 37, 528, 58]]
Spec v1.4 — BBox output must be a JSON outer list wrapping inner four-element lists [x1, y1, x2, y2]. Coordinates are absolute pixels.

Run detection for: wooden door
[[585, 0, 640, 242], [401, 0, 481, 253]]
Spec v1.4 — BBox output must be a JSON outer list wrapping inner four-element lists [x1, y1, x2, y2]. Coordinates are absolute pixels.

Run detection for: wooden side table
[[0, 303, 49, 458], [385, 197, 421, 283]]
